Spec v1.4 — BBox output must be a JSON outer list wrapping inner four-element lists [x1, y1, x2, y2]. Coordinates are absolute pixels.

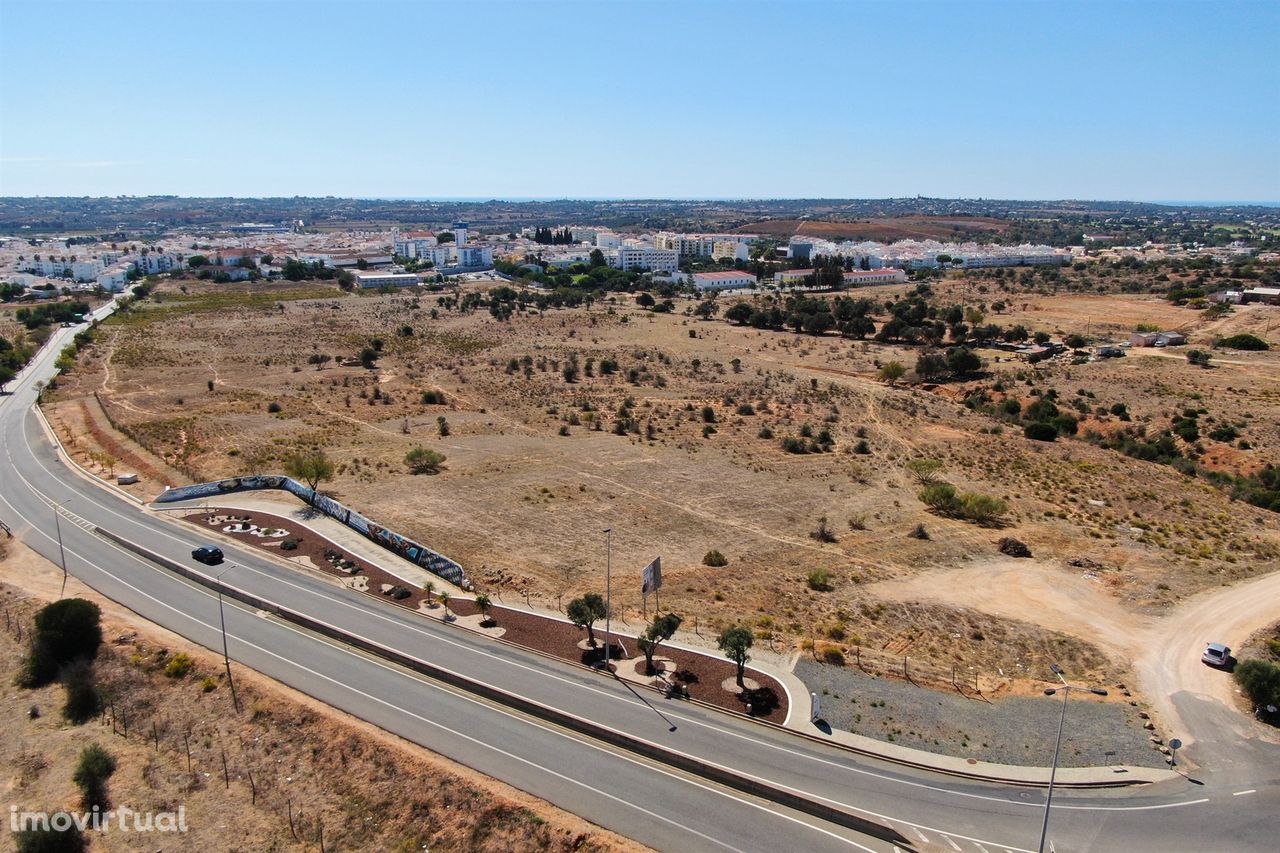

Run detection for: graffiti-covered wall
[[155, 476, 467, 587]]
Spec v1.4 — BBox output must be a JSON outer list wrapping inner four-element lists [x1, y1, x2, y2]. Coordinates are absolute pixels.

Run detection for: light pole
[[602, 528, 612, 671], [1039, 663, 1107, 853], [53, 498, 71, 599], [215, 565, 241, 713]]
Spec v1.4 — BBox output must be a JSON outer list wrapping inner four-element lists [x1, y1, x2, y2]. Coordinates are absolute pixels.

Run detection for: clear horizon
[[2, 0, 1277, 200]]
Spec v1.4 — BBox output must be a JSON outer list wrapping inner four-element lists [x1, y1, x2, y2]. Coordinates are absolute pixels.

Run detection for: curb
[[92, 526, 914, 848], [153, 501, 1166, 790]]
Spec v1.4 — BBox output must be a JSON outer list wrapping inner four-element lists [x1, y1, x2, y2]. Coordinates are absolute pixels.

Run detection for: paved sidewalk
[[152, 489, 1178, 788], [152, 493, 467, 594]]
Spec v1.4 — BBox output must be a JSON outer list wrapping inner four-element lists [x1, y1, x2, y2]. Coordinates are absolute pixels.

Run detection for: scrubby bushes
[[18, 599, 102, 688], [1024, 422, 1058, 441], [405, 446, 446, 474], [702, 550, 728, 567], [1234, 659, 1280, 709], [1218, 333, 1269, 351], [917, 483, 1008, 525]]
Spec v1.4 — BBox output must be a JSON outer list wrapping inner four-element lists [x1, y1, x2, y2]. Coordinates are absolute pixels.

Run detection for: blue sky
[[1, 0, 1277, 200]]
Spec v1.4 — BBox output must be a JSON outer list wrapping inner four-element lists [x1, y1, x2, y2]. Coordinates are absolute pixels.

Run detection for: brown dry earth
[[0, 538, 647, 853], [39, 277, 1280, 692]]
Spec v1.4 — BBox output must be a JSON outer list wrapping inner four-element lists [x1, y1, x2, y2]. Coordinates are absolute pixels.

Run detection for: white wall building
[[354, 271, 420, 289], [612, 247, 679, 273], [595, 231, 622, 249], [693, 270, 757, 291], [712, 240, 751, 262], [454, 245, 493, 268], [393, 230, 438, 258], [96, 267, 130, 292], [842, 268, 907, 285], [132, 253, 179, 275]]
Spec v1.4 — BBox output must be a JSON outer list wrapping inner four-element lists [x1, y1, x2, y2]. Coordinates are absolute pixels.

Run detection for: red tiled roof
[[402, 231, 435, 239]]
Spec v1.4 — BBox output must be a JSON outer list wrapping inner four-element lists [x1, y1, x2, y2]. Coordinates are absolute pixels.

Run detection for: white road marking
[[1233, 789, 1257, 796], [3, 508, 876, 852], [945, 836, 962, 850], [915, 827, 931, 843]]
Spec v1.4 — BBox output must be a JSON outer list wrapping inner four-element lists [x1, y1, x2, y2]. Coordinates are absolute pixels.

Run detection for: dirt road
[[870, 557, 1280, 747]]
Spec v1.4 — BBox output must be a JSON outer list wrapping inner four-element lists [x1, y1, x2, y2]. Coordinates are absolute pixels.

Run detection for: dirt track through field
[[870, 556, 1280, 741]]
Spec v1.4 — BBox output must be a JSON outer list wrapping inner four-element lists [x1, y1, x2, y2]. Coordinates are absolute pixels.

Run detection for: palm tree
[[475, 593, 493, 624], [438, 591, 451, 619], [422, 580, 436, 606]]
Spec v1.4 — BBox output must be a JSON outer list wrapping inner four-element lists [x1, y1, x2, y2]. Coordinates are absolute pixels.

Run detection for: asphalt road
[[2, 301, 1276, 853]]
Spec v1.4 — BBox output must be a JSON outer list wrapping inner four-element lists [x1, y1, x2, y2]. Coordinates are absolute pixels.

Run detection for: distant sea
[[367, 196, 1280, 207], [1149, 200, 1280, 207]]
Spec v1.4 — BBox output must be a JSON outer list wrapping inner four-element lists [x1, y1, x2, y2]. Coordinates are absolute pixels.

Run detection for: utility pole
[[1039, 663, 1108, 853], [216, 566, 241, 713], [603, 527, 612, 671], [54, 499, 70, 599]]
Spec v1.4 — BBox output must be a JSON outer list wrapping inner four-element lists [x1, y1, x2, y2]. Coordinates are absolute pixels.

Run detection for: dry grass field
[[0, 543, 643, 853], [41, 275, 1280, 689]]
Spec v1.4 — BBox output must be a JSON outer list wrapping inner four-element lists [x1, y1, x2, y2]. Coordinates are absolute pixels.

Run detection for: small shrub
[[810, 516, 837, 543], [822, 648, 846, 666], [163, 652, 195, 679], [280, 538, 300, 551], [998, 537, 1032, 557], [702, 550, 728, 567], [1024, 422, 1058, 441], [72, 743, 116, 811], [807, 568, 834, 592], [405, 446, 446, 474], [267, 401, 282, 413], [200, 676, 218, 693]]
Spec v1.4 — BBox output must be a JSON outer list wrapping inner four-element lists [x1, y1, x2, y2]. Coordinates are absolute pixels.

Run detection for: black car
[[191, 545, 224, 565]]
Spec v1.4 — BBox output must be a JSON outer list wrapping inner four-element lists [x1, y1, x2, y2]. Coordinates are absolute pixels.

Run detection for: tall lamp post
[[602, 528, 612, 670], [215, 565, 242, 713], [54, 498, 71, 599], [1039, 663, 1107, 853]]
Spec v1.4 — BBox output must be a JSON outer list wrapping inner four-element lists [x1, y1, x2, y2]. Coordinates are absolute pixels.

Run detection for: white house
[[96, 267, 130, 292], [693, 270, 756, 291]]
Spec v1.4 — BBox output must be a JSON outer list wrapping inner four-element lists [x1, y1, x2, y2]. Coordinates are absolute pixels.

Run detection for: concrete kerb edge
[[95, 522, 1166, 790], [31, 402, 146, 506], [176, 509, 1166, 789], [90, 526, 910, 848]]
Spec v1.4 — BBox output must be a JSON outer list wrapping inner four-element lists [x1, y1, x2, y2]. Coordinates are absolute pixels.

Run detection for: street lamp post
[[1039, 663, 1107, 853], [215, 565, 241, 713], [53, 498, 70, 599], [602, 528, 612, 671]]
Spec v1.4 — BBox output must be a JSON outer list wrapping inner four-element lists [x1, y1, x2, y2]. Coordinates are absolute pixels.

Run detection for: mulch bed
[[185, 508, 788, 723]]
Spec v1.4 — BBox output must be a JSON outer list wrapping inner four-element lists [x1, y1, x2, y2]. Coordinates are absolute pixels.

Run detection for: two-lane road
[[2, 305, 1276, 852]]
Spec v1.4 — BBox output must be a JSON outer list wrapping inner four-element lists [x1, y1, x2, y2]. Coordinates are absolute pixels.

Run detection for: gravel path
[[796, 658, 1166, 768]]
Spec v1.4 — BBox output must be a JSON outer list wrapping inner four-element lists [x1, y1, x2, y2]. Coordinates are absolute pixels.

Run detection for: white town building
[[693, 270, 757, 291], [611, 247, 679, 273]]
